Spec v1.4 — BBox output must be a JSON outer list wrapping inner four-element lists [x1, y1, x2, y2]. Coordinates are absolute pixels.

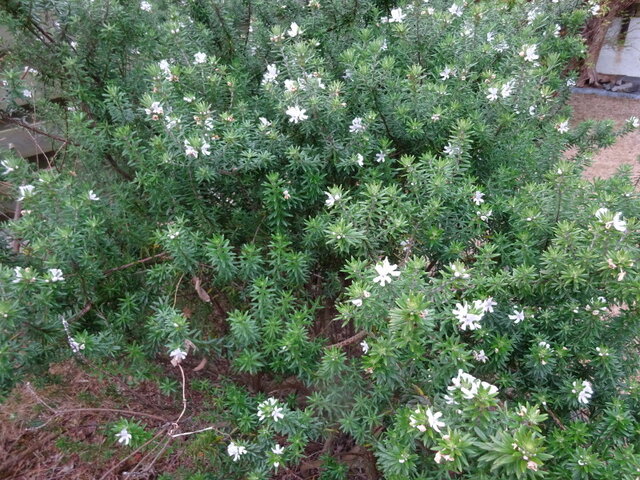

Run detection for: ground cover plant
[[1, 0, 640, 478]]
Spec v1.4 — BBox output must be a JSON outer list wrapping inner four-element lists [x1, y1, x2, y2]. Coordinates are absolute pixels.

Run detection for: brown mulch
[[569, 92, 640, 181]]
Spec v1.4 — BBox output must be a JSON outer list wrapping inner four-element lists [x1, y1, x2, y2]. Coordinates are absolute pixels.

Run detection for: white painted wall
[[596, 17, 640, 76]]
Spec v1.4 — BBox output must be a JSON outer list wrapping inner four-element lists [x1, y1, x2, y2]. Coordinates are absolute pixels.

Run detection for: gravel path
[[569, 92, 640, 181]]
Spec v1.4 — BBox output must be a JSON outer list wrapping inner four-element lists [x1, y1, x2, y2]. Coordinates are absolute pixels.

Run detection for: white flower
[[486, 87, 498, 102], [452, 301, 484, 331], [529, 106, 537, 116], [556, 120, 569, 134], [1, 160, 16, 175], [140, 1, 152, 11], [324, 191, 341, 207], [272, 444, 285, 455], [473, 350, 489, 363], [351, 298, 363, 307], [201, 142, 211, 156], [501, 80, 515, 98], [375, 151, 386, 163], [595, 207, 627, 232], [183, 96, 194, 103], [257, 397, 285, 422], [435, 451, 454, 463], [482, 297, 497, 313], [145, 101, 164, 116], [259, 117, 272, 128], [373, 257, 401, 286], [590, 3, 600, 15], [539, 341, 551, 349], [17, 185, 35, 201], [88, 190, 100, 201], [193, 52, 207, 64], [478, 210, 492, 222], [554, 24, 561, 37], [355, 153, 364, 167], [115, 428, 132, 446], [48, 268, 64, 282], [566, 78, 576, 87], [440, 66, 454, 80], [448, 369, 499, 399], [448, 3, 463, 16], [472, 191, 485, 205], [450, 262, 470, 279], [262, 64, 279, 85], [520, 44, 539, 63], [22, 89, 33, 98], [227, 441, 247, 462], [627, 116, 640, 128], [283, 189, 291, 200], [443, 143, 461, 156], [286, 105, 308, 123], [184, 140, 198, 158], [509, 309, 525, 324], [69, 337, 85, 353], [388, 7, 406, 23], [426, 408, 445, 433], [349, 117, 366, 134], [611, 213, 627, 232], [573, 380, 593, 404], [360, 340, 369, 354], [287, 22, 302, 37], [13, 266, 30, 283], [284, 79, 298, 92], [170, 348, 187, 366]]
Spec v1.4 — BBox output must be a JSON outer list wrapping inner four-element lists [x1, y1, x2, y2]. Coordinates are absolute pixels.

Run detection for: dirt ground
[[569, 92, 640, 180]]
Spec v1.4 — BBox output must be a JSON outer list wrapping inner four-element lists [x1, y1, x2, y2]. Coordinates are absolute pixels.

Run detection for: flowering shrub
[[1, 0, 640, 477]]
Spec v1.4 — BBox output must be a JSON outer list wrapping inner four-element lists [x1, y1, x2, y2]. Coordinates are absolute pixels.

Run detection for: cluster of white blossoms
[[144, 101, 164, 118], [627, 116, 640, 128], [446, 369, 499, 403], [360, 340, 370, 354], [373, 257, 401, 286], [257, 397, 285, 423], [183, 139, 211, 158], [140, 1, 152, 12], [271, 444, 285, 469], [519, 44, 539, 63], [324, 190, 341, 208], [572, 380, 594, 405], [351, 290, 371, 308], [595, 207, 627, 233], [227, 441, 247, 462], [13, 267, 64, 284], [450, 262, 470, 279], [88, 190, 100, 201], [193, 52, 207, 64], [452, 298, 495, 331], [487, 80, 515, 102], [1, 159, 17, 175], [448, 3, 464, 16], [409, 406, 446, 434]]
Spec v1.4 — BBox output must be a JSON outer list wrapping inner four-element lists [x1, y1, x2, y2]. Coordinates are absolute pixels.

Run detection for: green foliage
[[1, 0, 640, 478]]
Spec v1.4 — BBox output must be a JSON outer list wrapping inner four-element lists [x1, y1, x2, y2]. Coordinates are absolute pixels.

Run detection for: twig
[[103, 252, 169, 275], [97, 427, 168, 480], [173, 365, 187, 425], [544, 406, 566, 430], [169, 424, 227, 438], [326, 330, 368, 349], [0, 115, 77, 146]]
